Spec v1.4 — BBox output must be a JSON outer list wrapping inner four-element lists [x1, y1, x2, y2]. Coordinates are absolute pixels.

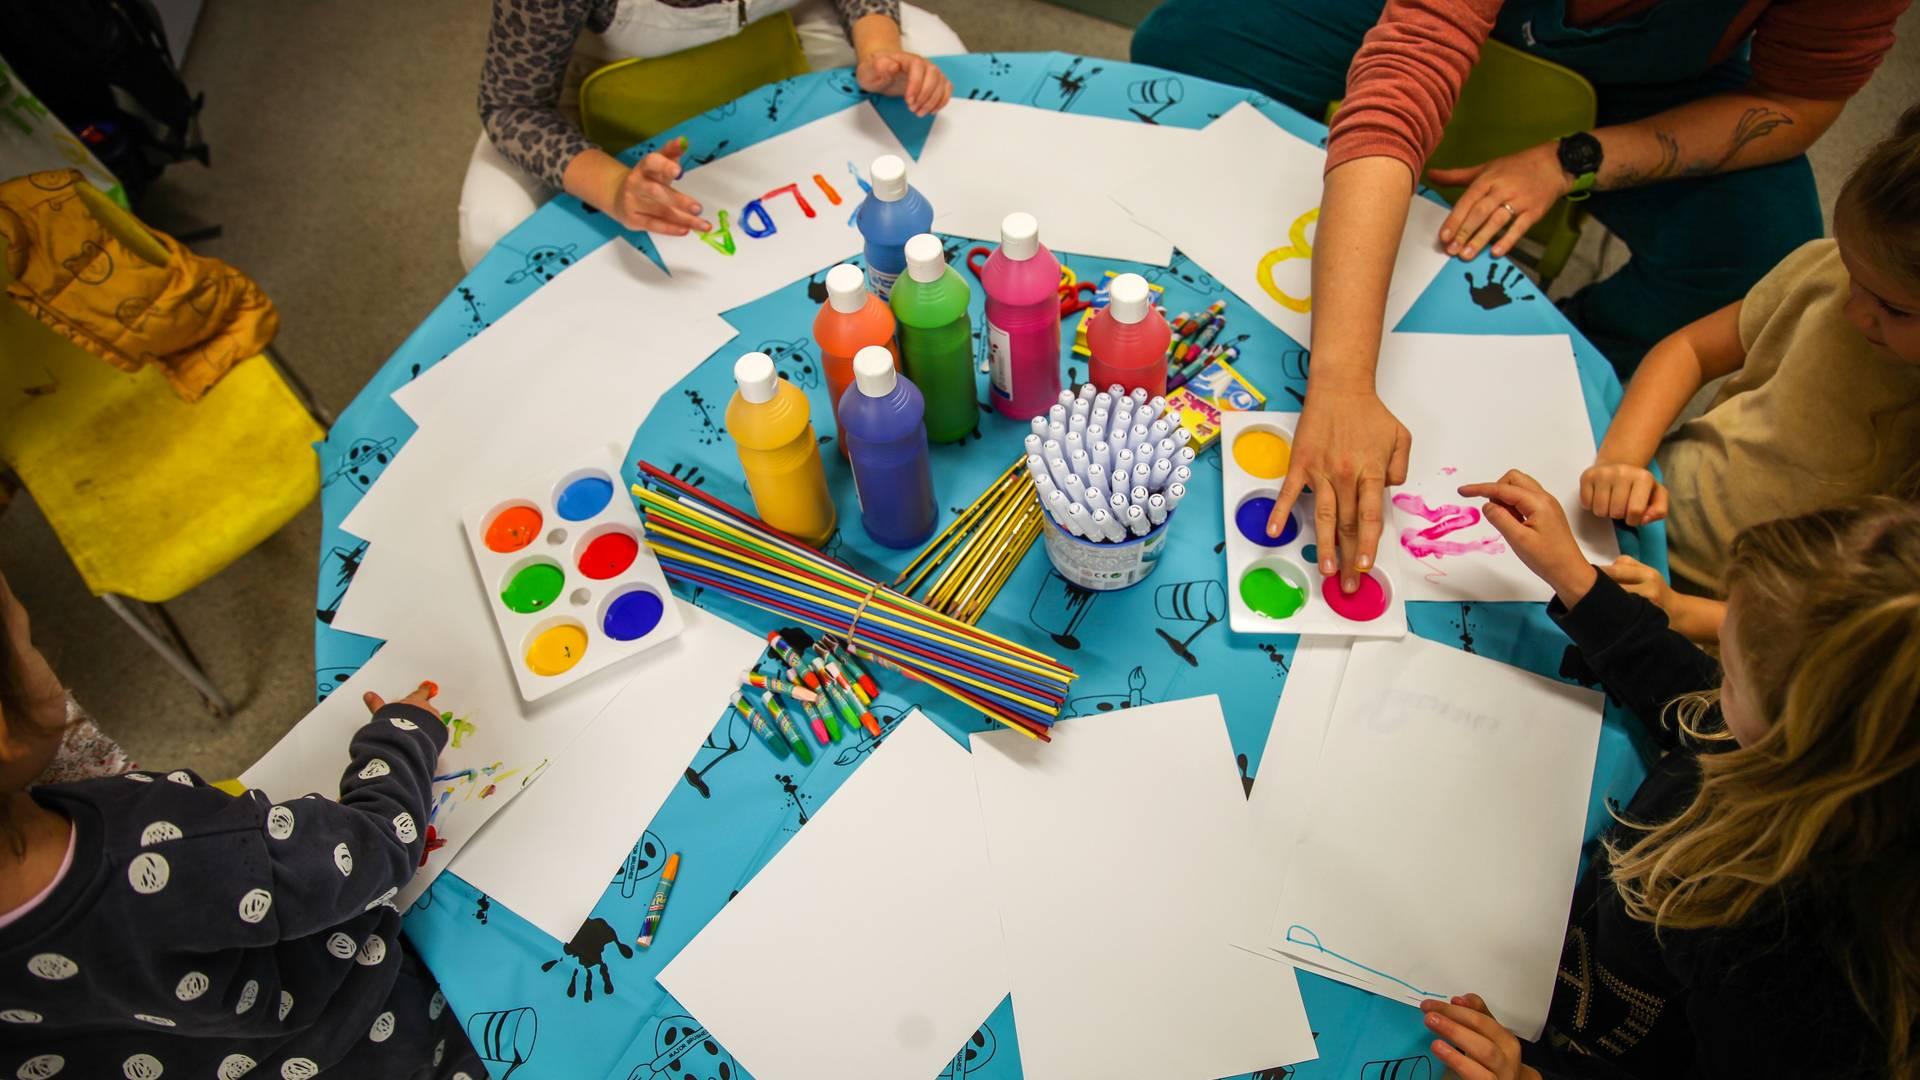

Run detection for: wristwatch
[[1557, 132, 1603, 200]]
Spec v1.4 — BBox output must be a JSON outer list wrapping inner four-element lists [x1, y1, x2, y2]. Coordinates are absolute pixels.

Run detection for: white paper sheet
[[1111, 102, 1452, 345], [1375, 332, 1618, 602], [910, 98, 1192, 263], [445, 604, 764, 941], [1238, 636, 1350, 945], [1270, 636, 1602, 1038], [649, 101, 912, 313], [969, 697, 1316, 1080], [659, 711, 1007, 1080]]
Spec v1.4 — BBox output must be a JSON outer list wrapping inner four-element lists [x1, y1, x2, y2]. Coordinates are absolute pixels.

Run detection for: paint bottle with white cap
[[1086, 272, 1171, 398], [982, 211, 1064, 421], [856, 153, 934, 301], [839, 345, 938, 548], [726, 351, 836, 547], [889, 233, 977, 443], [814, 262, 899, 457]]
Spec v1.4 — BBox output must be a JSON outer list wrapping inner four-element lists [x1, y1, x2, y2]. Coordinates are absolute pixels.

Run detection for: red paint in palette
[[579, 531, 640, 580]]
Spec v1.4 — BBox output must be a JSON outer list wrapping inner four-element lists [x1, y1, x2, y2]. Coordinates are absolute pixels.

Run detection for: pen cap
[[870, 154, 908, 201], [662, 853, 681, 879], [999, 212, 1040, 260], [1106, 273, 1152, 324], [853, 346, 898, 397], [904, 233, 947, 283], [733, 352, 779, 403], [826, 263, 868, 313]]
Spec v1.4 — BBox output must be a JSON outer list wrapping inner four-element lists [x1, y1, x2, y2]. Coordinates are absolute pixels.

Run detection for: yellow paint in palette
[[1232, 429, 1291, 479], [525, 623, 589, 676]]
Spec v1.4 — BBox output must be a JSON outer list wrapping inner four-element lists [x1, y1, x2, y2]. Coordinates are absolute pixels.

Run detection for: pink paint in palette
[[462, 459, 685, 701], [1218, 412, 1408, 639]]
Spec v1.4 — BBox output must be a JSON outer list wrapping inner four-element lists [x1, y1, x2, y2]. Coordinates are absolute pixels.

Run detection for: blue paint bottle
[[839, 345, 938, 548], [855, 154, 934, 301]]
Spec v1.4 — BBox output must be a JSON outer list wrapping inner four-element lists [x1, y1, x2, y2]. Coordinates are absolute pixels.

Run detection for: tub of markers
[[1039, 510, 1173, 591]]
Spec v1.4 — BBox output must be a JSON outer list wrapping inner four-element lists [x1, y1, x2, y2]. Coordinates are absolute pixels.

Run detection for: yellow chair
[[1330, 37, 1598, 286], [579, 11, 810, 151], [0, 224, 326, 716]]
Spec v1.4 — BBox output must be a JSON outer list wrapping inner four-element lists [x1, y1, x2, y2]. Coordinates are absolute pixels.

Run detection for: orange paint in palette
[[462, 461, 685, 700], [1217, 412, 1408, 640]]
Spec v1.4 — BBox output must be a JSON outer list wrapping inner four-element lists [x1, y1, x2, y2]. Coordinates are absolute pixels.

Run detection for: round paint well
[[523, 618, 589, 676], [547, 528, 569, 546], [1239, 559, 1311, 620], [600, 585, 665, 642], [1322, 571, 1391, 622], [553, 469, 616, 522], [569, 587, 591, 606], [576, 526, 640, 580], [499, 558, 565, 614], [483, 502, 543, 554], [1231, 428, 1292, 480], [1233, 493, 1297, 548]]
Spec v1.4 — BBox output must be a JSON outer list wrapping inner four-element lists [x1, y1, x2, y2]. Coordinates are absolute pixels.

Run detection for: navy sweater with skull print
[[0, 703, 485, 1080]]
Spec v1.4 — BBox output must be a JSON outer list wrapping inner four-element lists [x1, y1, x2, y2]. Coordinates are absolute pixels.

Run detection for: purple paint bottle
[[838, 345, 938, 548]]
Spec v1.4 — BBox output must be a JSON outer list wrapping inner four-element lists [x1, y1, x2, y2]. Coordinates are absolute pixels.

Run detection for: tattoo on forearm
[[1649, 132, 1681, 179], [1721, 107, 1793, 167], [1613, 109, 1794, 190]]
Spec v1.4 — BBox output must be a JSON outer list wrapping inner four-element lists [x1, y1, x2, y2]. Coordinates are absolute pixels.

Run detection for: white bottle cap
[[1106, 273, 1151, 324], [870, 154, 908, 201], [734, 352, 779, 403], [999, 212, 1039, 261], [904, 233, 947, 284], [826, 263, 868, 314], [853, 346, 897, 397]]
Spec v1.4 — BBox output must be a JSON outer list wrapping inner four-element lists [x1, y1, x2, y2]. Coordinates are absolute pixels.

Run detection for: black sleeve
[[1547, 571, 1722, 753], [1524, 1042, 1644, 1080]]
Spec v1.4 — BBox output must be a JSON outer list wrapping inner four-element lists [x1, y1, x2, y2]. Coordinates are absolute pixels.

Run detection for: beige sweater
[[1656, 239, 1920, 594]]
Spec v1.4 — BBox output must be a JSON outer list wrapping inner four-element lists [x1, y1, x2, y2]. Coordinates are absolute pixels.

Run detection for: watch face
[[1560, 133, 1602, 175]]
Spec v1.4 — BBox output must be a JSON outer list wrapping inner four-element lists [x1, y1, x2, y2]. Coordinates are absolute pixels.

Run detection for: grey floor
[[3, 1, 1915, 780]]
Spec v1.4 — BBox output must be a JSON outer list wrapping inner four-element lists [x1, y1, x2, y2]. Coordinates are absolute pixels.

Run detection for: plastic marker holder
[[1218, 412, 1408, 639], [463, 459, 686, 700]]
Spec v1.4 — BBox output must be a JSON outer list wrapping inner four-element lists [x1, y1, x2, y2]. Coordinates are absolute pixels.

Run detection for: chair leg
[[264, 343, 336, 430], [101, 594, 233, 718]]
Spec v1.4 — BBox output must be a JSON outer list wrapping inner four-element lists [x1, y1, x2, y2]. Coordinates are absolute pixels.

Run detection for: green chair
[[580, 12, 810, 152], [1330, 37, 1598, 286]]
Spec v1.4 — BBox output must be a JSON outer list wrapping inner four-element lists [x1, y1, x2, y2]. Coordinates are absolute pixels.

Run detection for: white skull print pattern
[[139, 821, 182, 846]]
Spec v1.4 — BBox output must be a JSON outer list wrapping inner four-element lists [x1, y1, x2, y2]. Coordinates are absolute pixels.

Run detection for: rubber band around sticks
[[846, 582, 885, 647]]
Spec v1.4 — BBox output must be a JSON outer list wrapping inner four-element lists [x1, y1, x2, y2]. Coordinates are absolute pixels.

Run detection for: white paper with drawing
[[970, 697, 1316, 1080], [660, 711, 1008, 1080], [910, 98, 1192, 263], [1269, 636, 1602, 1039], [650, 101, 911, 313], [1112, 102, 1451, 344], [1375, 332, 1619, 602]]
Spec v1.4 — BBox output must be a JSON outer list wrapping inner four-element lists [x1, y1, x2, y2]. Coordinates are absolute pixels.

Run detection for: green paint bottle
[[888, 233, 978, 444]]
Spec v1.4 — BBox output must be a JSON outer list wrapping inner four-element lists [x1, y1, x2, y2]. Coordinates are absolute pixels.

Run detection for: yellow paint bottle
[[726, 352, 837, 547]]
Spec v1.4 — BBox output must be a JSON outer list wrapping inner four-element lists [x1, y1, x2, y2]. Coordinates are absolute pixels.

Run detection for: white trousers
[[457, 0, 965, 270]]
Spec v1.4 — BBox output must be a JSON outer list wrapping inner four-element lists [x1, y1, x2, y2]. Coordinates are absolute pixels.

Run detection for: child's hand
[[1420, 994, 1542, 1080], [1602, 555, 1672, 607], [1459, 469, 1597, 606], [855, 50, 953, 115], [1580, 462, 1668, 526], [362, 681, 438, 717], [612, 138, 711, 237]]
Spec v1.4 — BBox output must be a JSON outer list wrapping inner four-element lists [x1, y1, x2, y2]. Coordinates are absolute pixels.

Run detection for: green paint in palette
[[1240, 566, 1306, 619], [502, 562, 565, 613]]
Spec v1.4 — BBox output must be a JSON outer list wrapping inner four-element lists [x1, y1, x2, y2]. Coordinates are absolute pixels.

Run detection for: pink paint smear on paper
[[1393, 494, 1508, 558]]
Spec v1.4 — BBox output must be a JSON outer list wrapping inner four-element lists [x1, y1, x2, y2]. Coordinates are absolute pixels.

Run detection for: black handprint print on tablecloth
[[1464, 263, 1537, 311]]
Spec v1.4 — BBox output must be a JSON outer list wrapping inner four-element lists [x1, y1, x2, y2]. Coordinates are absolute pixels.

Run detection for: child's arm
[[1582, 300, 1749, 526], [1601, 556, 1728, 645]]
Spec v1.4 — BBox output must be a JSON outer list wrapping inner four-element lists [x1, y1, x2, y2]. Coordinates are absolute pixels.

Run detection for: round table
[[315, 52, 1660, 1080]]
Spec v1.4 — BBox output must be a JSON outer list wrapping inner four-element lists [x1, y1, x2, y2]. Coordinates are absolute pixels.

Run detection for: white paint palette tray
[[462, 460, 685, 700], [1219, 412, 1407, 639]]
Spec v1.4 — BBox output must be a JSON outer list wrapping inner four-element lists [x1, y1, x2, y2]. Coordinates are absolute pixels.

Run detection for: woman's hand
[[1421, 995, 1542, 1080], [856, 50, 952, 116], [1268, 385, 1411, 594], [1428, 143, 1571, 261], [1580, 462, 1667, 526], [362, 681, 439, 718], [610, 137, 711, 236], [1458, 469, 1596, 606]]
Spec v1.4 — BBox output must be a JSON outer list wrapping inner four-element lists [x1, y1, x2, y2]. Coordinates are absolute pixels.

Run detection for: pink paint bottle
[[982, 212, 1063, 420], [1086, 272, 1170, 398]]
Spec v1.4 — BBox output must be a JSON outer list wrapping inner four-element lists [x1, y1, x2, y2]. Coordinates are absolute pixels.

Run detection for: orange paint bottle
[[814, 263, 899, 457]]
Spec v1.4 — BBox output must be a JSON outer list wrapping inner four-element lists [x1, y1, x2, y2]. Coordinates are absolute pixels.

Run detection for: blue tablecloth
[[314, 52, 1662, 1080]]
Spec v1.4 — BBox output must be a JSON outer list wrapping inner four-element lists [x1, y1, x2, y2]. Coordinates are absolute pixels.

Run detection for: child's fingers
[[658, 135, 689, 160], [1579, 470, 1594, 511], [362, 691, 386, 715], [1458, 481, 1545, 519], [1431, 1039, 1496, 1080], [1626, 475, 1652, 526], [1646, 484, 1669, 524]]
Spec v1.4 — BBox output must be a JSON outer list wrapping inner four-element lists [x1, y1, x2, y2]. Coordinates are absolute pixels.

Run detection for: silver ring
[[1499, 201, 1518, 217]]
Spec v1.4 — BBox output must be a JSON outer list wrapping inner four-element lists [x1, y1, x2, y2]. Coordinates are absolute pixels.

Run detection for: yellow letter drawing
[[1255, 207, 1319, 314]]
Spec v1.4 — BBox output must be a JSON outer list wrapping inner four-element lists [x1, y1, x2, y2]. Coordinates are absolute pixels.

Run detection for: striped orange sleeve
[[1325, 0, 1505, 177]]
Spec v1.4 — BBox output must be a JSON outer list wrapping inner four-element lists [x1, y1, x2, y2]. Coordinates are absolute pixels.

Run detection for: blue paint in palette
[[1235, 496, 1297, 547], [603, 589, 664, 641], [556, 475, 614, 520]]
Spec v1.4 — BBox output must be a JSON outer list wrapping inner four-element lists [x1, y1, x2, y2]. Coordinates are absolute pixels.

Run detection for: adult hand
[[1420, 995, 1542, 1080], [1458, 469, 1596, 605], [362, 681, 439, 718], [1429, 143, 1570, 261], [1580, 462, 1667, 526], [1268, 386, 1410, 594], [856, 49, 952, 116], [611, 138, 711, 236]]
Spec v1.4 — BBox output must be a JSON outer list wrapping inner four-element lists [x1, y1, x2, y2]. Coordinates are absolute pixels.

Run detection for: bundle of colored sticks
[[633, 461, 1074, 741], [893, 456, 1042, 623]]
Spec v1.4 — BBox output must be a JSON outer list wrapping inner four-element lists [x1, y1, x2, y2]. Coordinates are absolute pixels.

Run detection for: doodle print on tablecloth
[[755, 337, 821, 390], [1028, 570, 1098, 650], [1153, 579, 1227, 667], [681, 705, 752, 799], [1361, 1055, 1432, 1080], [684, 388, 726, 445], [315, 665, 360, 704], [473, 893, 489, 924], [831, 702, 902, 766], [630, 1014, 736, 1080], [1126, 75, 1185, 124], [325, 437, 397, 493], [612, 831, 668, 898], [775, 771, 813, 833], [540, 917, 633, 1003], [316, 540, 367, 625], [465, 1005, 537, 1079], [1064, 664, 1152, 717], [505, 243, 578, 286], [1034, 55, 1102, 111], [1464, 262, 1537, 311], [454, 285, 490, 337], [938, 1021, 999, 1078]]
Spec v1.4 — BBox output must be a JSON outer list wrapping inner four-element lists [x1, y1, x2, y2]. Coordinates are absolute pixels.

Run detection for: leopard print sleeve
[[832, 0, 901, 29], [478, 0, 599, 189]]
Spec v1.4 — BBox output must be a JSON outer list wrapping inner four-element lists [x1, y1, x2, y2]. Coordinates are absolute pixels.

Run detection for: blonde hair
[[1835, 103, 1920, 292], [1606, 497, 1920, 1076]]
